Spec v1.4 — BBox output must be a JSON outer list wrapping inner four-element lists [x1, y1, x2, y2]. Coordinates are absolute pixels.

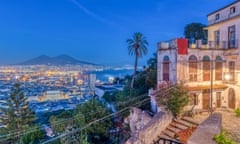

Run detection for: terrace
[[158, 39, 238, 50]]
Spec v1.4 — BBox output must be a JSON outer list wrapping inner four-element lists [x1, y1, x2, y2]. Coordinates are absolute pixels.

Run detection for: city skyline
[[0, 0, 233, 66]]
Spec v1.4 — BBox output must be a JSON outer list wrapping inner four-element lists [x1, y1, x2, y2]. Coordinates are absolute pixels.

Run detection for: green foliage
[[126, 32, 148, 88], [49, 99, 113, 144], [20, 126, 45, 144], [136, 53, 157, 90], [159, 85, 189, 117], [102, 92, 115, 103], [75, 99, 113, 144], [0, 83, 37, 143], [234, 108, 240, 117], [214, 131, 237, 144], [184, 22, 207, 42]]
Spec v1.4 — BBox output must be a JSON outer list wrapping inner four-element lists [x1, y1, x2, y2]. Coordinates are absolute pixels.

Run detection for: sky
[[0, 0, 234, 66]]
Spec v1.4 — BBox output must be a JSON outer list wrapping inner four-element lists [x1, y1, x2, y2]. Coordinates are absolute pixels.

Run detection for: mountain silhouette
[[18, 55, 96, 65]]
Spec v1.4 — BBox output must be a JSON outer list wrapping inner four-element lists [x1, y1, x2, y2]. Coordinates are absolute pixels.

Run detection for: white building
[[44, 90, 64, 101], [156, 1, 240, 110]]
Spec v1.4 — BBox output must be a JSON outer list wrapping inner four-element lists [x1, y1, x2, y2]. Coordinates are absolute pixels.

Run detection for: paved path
[[217, 108, 240, 143], [192, 108, 240, 143]]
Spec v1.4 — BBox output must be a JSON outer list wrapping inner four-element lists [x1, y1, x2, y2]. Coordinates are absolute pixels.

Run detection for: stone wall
[[125, 109, 173, 144], [188, 113, 222, 144], [127, 107, 152, 135]]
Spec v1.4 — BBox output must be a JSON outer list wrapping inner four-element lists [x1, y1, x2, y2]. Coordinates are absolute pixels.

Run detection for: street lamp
[[224, 73, 231, 81], [210, 58, 213, 115]]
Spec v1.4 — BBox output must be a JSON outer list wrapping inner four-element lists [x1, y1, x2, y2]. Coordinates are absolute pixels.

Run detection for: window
[[230, 6, 236, 14], [215, 13, 220, 20], [228, 25, 236, 48], [190, 93, 198, 105], [229, 61, 235, 81], [214, 30, 220, 47], [193, 94, 198, 105], [163, 56, 170, 81], [189, 55, 198, 81], [215, 56, 223, 80], [203, 56, 210, 81]]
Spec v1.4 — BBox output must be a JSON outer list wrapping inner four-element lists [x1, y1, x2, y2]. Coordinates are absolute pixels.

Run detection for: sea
[[93, 69, 133, 83]]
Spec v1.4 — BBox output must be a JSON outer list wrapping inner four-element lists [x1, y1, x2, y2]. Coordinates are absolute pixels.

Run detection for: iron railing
[[189, 40, 238, 50], [153, 137, 183, 144], [158, 40, 238, 50]]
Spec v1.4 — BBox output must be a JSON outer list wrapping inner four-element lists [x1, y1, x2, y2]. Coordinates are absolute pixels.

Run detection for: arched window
[[215, 56, 223, 80], [189, 55, 198, 81], [203, 56, 210, 81], [163, 56, 170, 81], [163, 56, 170, 61]]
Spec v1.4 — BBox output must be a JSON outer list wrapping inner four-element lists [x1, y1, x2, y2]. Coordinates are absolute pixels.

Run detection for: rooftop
[[207, 0, 239, 16]]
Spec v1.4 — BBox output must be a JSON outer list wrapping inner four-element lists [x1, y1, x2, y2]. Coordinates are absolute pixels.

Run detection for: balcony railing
[[153, 137, 183, 144], [158, 40, 177, 50], [158, 40, 238, 50], [208, 11, 240, 25], [189, 40, 238, 50]]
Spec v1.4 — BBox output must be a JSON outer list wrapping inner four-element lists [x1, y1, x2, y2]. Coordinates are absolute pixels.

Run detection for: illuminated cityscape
[[1, 0, 240, 144]]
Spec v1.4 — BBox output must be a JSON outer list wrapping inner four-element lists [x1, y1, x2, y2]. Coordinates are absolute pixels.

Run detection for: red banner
[[177, 38, 188, 55]]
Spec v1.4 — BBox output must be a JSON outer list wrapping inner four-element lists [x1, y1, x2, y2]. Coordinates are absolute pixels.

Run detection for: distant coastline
[[93, 69, 133, 83]]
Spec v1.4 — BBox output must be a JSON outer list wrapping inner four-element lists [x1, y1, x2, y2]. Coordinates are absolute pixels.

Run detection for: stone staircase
[[158, 116, 199, 142]]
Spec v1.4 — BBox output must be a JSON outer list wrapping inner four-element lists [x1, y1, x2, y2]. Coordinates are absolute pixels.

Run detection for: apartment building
[[157, 0, 240, 110]]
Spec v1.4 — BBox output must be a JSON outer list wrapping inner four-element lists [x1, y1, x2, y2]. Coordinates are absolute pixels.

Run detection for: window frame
[[230, 6, 236, 14], [189, 55, 198, 81]]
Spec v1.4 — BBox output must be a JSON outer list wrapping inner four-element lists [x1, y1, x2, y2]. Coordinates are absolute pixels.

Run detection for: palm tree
[[127, 32, 148, 88]]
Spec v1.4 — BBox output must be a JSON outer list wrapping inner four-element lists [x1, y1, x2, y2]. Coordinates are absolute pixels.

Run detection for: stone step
[[159, 134, 171, 140], [167, 126, 181, 133], [181, 117, 199, 126], [176, 119, 197, 128], [162, 129, 176, 138], [171, 122, 188, 130]]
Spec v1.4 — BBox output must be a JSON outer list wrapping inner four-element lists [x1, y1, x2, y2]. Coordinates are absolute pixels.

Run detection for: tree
[[158, 84, 189, 117], [127, 32, 148, 88], [75, 99, 113, 144], [48, 99, 113, 144], [0, 83, 37, 143], [184, 23, 207, 43], [146, 53, 157, 89]]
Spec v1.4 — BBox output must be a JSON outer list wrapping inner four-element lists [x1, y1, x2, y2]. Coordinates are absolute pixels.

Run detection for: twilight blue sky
[[0, 0, 233, 66]]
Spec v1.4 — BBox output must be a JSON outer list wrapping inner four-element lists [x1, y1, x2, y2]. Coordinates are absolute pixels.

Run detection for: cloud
[[70, 0, 126, 31]]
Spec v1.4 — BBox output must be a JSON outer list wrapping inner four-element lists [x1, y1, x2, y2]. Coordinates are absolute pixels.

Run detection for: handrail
[[153, 137, 183, 144]]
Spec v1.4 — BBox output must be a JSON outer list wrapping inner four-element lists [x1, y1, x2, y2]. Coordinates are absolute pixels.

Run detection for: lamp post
[[210, 58, 213, 115]]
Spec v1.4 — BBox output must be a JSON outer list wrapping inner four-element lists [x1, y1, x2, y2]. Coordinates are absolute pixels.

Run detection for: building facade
[[157, 1, 240, 110]]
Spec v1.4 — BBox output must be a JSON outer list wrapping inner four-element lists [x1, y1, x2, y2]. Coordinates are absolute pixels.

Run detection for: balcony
[[208, 11, 240, 25], [158, 40, 177, 50], [189, 40, 238, 50]]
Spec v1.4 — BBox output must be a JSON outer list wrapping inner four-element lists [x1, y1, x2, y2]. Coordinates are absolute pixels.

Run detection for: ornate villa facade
[[156, 1, 240, 110]]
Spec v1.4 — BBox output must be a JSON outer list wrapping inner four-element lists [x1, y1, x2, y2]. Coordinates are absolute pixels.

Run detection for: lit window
[[203, 56, 210, 81], [215, 56, 223, 80], [189, 55, 197, 81]]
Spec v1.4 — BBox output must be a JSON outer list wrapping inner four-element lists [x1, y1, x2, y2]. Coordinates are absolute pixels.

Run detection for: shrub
[[214, 131, 236, 144], [158, 84, 189, 117], [234, 108, 240, 117]]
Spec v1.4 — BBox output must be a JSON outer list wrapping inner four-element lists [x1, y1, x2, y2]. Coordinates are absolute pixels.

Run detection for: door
[[216, 92, 221, 108], [228, 88, 235, 109], [202, 90, 210, 109]]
